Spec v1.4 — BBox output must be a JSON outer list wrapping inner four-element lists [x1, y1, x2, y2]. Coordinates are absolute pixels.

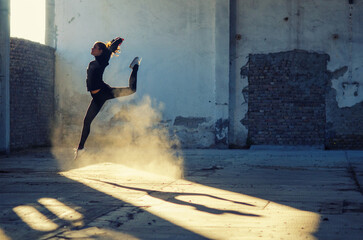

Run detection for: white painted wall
[[229, 0, 363, 146], [56, 0, 218, 119], [54, 0, 230, 147]]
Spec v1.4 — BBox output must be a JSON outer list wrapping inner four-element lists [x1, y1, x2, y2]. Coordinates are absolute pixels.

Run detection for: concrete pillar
[[228, 0, 238, 147], [45, 0, 56, 48], [214, 0, 230, 147], [0, 0, 10, 154]]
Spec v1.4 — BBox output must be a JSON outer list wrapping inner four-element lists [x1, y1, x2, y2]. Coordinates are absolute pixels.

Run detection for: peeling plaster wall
[[230, 0, 363, 148], [54, 0, 229, 148]]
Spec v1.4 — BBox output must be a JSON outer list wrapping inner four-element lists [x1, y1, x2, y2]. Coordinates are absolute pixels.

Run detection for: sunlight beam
[[60, 163, 321, 239], [0, 228, 11, 240], [13, 205, 58, 232], [38, 198, 84, 227]]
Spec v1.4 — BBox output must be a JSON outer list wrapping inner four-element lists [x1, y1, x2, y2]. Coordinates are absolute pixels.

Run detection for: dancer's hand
[[113, 37, 124, 46]]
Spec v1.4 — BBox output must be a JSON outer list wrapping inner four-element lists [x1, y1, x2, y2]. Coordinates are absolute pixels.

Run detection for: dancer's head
[[91, 42, 106, 57]]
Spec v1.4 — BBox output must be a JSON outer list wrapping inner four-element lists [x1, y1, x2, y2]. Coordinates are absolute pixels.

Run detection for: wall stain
[[174, 116, 206, 128], [215, 118, 228, 145], [342, 82, 359, 97], [68, 14, 80, 24], [68, 17, 75, 24], [330, 66, 348, 80]]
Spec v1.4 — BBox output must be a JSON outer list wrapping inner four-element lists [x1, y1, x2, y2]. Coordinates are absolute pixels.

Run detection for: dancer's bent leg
[[78, 99, 103, 149], [111, 65, 138, 98]]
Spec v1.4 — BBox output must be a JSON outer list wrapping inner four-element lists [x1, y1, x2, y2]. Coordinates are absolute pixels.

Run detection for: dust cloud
[[51, 96, 184, 179]]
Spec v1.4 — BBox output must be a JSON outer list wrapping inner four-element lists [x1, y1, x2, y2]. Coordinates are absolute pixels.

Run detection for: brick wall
[[326, 93, 363, 150], [244, 50, 329, 146], [10, 38, 55, 150]]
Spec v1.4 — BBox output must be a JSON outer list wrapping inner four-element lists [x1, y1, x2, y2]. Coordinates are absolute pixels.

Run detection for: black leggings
[[78, 65, 138, 149]]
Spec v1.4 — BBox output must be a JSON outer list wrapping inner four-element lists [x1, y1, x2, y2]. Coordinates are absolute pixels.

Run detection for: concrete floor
[[0, 148, 362, 239]]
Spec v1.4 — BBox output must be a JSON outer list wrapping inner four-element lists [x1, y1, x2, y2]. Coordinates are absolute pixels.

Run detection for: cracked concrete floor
[[0, 149, 363, 239]]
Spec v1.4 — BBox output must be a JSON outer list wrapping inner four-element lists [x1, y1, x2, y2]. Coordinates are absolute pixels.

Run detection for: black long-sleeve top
[[86, 38, 123, 91]]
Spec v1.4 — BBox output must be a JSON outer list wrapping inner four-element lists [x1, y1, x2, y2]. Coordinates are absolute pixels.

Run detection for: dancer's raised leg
[[111, 57, 141, 98]]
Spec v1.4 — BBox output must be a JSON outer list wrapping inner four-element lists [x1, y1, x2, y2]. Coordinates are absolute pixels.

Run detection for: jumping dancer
[[74, 37, 141, 159]]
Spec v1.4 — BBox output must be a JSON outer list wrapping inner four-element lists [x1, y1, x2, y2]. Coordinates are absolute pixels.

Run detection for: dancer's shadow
[[91, 179, 261, 218]]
